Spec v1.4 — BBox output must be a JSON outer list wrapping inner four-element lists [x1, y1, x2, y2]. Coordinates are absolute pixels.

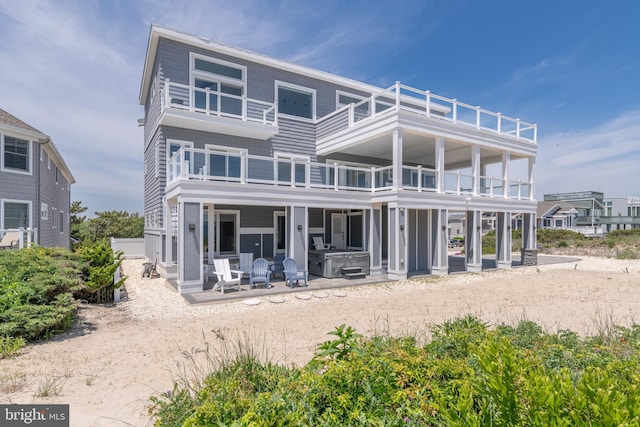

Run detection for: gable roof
[[0, 108, 48, 140], [0, 108, 75, 184]]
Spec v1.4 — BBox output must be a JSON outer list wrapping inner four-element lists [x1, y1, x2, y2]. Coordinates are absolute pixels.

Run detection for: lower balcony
[[167, 148, 532, 200]]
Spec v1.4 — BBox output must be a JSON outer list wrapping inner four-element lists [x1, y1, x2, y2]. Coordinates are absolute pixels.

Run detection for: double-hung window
[[191, 54, 246, 117], [2, 200, 30, 229], [276, 82, 315, 119], [2, 135, 30, 173]]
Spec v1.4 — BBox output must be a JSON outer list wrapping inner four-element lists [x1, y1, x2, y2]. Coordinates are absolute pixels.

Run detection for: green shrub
[[0, 247, 83, 341], [75, 239, 126, 303], [617, 247, 638, 260], [151, 317, 640, 426]]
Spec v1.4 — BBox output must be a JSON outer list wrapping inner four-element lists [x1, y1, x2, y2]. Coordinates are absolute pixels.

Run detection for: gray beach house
[[139, 25, 538, 293], [0, 108, 74, 249]]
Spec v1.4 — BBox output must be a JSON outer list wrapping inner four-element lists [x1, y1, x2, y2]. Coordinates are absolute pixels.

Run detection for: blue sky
[[1, 0, 638, 215]]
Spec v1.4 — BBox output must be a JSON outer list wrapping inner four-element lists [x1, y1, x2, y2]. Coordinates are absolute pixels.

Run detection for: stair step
[[342, 267, 362, 274], [343, 272, 366, 280]]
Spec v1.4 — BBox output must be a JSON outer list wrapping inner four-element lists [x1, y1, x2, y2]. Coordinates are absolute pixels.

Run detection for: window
[[275, 152, 308, 185], [190, 54, 245, 116], [2, 201, 30, 229], [206, 145, 245, 179], [336, 91, 370, 115], [52, 207, 58, 229], [2, 136, 30, 172], [276, 82, 315, 119], [167, 140, 193, 162], [59, 211, 64, 233], [41, 203, 48, 220]]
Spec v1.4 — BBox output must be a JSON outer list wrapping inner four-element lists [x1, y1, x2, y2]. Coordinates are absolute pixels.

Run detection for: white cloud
[[536, 109, 640, 198]]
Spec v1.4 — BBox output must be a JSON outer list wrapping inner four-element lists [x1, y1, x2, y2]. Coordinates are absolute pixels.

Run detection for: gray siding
[[38, 144, 71, 248], [1, 140, 70, 248]]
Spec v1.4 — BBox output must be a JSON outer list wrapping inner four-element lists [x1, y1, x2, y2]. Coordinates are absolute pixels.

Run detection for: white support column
[[368, 205, 383, 275], [387, 203, 407, 280], [392, 129, 403, 190], [465, 210, 483, 272], [430, 208, 449, 275], [502, 151, 510, 198], [471, 145, 481, 196], [521, 213, 538, 266], [288, 205, 308, 270], [207, 204, 215, 265], [496, 212, 512, 269], [528, 156, 536, 200], [436, 136, 445, 193]]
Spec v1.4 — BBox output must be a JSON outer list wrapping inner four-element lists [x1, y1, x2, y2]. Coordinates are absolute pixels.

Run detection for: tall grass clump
[[150, 316, 640, 426]]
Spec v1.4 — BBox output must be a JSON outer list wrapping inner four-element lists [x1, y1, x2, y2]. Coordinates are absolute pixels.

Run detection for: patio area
[[167, 253, 578, 305]]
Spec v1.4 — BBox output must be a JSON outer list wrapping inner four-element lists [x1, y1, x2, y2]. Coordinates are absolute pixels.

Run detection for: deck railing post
[[395, 81, 401, 110], [417, 165, 422, 192], [18, 227, 24, 249], [497, 113, 502, 134], [241, 153, 246, 184], [291, 160, 295, 188], [516, 119, 521, 140], [242, 95, 247, 121], [348, 104, 354, 127], [333, 163, 339, 191], [371, 167, 376, 192], [164, 78, 170, 109], [205, 87, 210, 113], [456, 171, 461, 195], [533, 123, 538, 143], [476, 106, 481, 129], [452, 99, 458, 124], [425, 90, 431, 117], [305, 161, 311, 189]]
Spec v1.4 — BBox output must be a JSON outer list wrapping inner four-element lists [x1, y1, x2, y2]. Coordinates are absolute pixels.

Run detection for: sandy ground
[[2, 255, 640, 426]]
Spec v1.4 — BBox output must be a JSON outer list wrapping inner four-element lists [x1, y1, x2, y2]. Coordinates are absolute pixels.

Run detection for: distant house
[[0, 109, 75, 248], [139, 25, 538, 293], [537, 191, 640, 235]]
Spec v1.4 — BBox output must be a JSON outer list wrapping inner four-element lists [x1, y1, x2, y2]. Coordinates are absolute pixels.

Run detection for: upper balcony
[[166, 147, 533, 201], [317, 82, 537, 156], [158, 80, 279, 140]]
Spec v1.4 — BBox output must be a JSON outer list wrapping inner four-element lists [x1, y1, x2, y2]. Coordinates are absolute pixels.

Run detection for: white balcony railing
[[163, 80, 277, 126], [167, 148, 533, 200], [0, 228, 38, 249], [317, 82, 537, 144]]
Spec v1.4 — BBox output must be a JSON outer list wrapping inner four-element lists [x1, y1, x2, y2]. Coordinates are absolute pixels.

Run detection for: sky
[[1, 0, 639, 215]]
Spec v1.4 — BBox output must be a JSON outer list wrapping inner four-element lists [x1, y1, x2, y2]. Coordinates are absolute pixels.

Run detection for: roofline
[[1, 117, 75, 185], [41, 137, 76, 185], [139, 24, 395, 106], [0, 121, 48, 141]]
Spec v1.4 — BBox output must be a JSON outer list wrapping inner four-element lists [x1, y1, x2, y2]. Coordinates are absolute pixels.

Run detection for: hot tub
[[308, 250, 370, 278]]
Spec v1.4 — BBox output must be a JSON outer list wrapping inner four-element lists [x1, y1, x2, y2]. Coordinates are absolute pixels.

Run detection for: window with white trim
[[59, 211, 64, 233], [336, 91, 370, 115], [276, 81, 315, 119], [2, 135, 30, 173], [275, 152, 309, 185], [205, 144, 245, 179], [190, 53, 246, 116], [52, 207, 58, 229], [2, 200, 31, 229], [41, 203, 48, 220]]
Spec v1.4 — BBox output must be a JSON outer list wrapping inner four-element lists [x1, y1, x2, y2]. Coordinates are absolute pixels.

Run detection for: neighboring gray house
[[139, 25, 538, 293], [0, 108, 75, 249], [537, 191, 640, 235]]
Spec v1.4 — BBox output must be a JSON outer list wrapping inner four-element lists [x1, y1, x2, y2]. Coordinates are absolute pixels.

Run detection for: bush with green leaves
[[75, 239, 126, 303], [0, 247, 83, 341], [150, 317, 640, 426]]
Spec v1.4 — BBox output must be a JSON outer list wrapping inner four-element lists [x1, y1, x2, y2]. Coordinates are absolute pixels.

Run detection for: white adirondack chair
[[212, 259, 243, 294], [312, 236, 331, 250]]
